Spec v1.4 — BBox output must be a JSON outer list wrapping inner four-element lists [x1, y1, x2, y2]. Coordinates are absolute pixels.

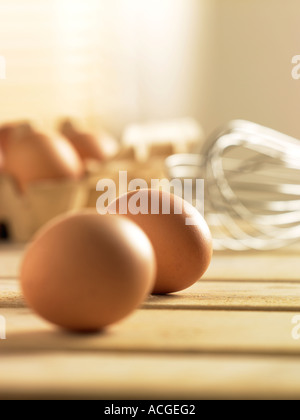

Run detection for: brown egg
[[1, 123, 84, 192], [20, 212, 156, 332], [0, 138, 4, 172], [60, 120, 120, 162], [108, 189, 213, 294], [0, 124, 13, 172]]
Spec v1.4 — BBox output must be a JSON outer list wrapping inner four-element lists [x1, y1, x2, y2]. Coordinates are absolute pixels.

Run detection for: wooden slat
[[1, 308, 300, 356], [1, 243, 300, 281], [1, 244, 300, 399], [0, 279, 25, 308], [146, 281, 300, 311], [206, 250, 300, 282], [0, 244, 24, 279], [2, 279, 300, 312], [1, 352, 300, 400]]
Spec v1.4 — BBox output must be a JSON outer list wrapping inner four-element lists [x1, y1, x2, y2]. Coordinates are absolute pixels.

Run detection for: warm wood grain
[[0, 279, 25, 308], [206, 249, 300, 282], [1, 243, 300, 281], [0, 307, 299, 356], [145, 281, 300, 311], [0, 244, 24, 279], [1, 243, 300, 400], [2, 279, 300, 312], [1, 352, 300, 400]]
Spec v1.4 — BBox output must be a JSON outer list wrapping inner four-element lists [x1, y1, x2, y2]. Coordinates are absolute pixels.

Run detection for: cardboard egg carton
[[122, 118, 205, 162], [85, 118, 204, 207], [0, 174, 88, 243], [85, 156, 167, 208], [0, 117, 204, 241], [0, 152, 165, 242]]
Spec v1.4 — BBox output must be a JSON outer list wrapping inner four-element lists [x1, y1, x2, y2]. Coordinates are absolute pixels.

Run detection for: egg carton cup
[[122, 118, 205, 163], [0, 174, 89, 243], [85, 156, 168, 208]]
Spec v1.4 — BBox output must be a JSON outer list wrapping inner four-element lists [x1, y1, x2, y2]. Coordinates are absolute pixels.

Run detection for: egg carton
[[0, 117, 202, 241], [0, 174, 88, 243], [0, 157, 166, 242], [84, 121, 199, 208], [85, 156, 167, 208], [122, 118, 205, 162]]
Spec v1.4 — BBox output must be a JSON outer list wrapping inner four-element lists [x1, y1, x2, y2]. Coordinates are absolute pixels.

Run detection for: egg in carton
[[58, 119, 122, 208], [0, 174, 88, 243], [0, 122, 88, 242]]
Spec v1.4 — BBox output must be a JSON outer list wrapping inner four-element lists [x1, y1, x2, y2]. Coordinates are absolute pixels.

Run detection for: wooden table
[[1, 243, 300, 400]]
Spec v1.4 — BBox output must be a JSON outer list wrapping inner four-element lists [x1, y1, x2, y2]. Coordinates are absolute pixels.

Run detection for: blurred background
[[0, 0, 299, 247], [0, 0, 299, 137]]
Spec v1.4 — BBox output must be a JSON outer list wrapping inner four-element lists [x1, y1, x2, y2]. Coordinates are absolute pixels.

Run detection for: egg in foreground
[[20, 212, 156, 331]]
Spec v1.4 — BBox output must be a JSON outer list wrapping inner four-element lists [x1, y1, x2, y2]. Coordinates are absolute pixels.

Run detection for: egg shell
[[109, 189, 213, 294], [60, 120, 119, 162], [0, 124, 13, 172], [1, 123, 84, 192], [20, 212, 156, 331]]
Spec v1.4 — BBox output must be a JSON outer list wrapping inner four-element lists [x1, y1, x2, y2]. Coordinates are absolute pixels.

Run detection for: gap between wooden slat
[[1, 308, 300, 357], [1, 244, 300, 281], [2, 279, 300, 312]]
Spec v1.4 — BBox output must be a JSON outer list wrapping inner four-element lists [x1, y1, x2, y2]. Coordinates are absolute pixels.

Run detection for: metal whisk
[[165, 120, 300, 251]]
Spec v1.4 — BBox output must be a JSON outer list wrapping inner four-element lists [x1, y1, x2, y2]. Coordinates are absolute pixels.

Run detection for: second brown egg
[[108, 189, 213, 295]]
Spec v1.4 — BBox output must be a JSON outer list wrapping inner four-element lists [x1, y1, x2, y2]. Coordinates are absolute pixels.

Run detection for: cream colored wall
[[204, 0, 300, 139], [0, 0, 144, 135], [133, 0, 300, 140], [0, 0, 215, 137], [120, 0, 300, 140], [133, 0, 215, 123], [0, 1, 299, 141]]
